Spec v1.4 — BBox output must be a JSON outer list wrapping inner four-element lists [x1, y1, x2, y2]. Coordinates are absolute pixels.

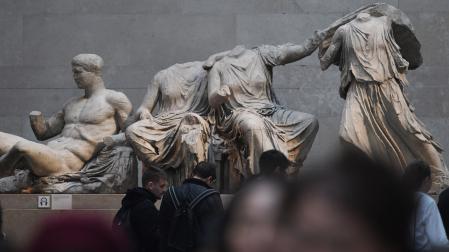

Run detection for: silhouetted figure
[[113, 168, 168, 252], [159, 162, 224, 252], [438, 188, 449, 238], [258, 150, 290, 178]]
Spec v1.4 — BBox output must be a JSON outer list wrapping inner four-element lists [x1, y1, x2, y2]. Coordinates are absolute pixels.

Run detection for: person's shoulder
[[418, 192, 436, 207], [132, 198, 158, 213]]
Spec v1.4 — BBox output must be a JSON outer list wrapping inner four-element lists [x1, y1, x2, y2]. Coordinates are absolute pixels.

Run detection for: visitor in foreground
[[159, 162, 224, 252], [403, 161, 449, 251]]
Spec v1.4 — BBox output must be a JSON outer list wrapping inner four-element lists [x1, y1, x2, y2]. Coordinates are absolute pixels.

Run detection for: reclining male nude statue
[[0, 54, 133, 183]]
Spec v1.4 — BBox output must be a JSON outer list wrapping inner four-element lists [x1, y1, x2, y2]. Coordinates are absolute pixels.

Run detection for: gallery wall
[[1, 0, 448, 165]]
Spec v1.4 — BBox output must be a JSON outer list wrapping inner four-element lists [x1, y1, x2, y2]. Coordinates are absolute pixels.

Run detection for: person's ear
[[146, 181, 153, 190]]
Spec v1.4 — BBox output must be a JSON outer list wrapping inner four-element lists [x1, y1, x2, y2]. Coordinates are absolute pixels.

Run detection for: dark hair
[[402, 160, 431, 192], [280, 149, 414, 252], [142, 167, 167, 186], [259, 150, 289, 176], [192, 162, 217, 180]]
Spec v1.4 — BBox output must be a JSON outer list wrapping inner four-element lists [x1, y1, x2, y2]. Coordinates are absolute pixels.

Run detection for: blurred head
[[71, 54, 104, 89], [277, 150, 414, 252], [192, 162, 217, 187], [142, 167, 168, 199], [219, 179, 286, 252], [403, 160, 432, 193], [27, 214, 129, 252], [259, 150, 289, 178]]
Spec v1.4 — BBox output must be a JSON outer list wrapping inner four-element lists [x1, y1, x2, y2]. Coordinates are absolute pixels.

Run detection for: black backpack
[[113, 207, 137, 247], [167, 186, 218, 252]]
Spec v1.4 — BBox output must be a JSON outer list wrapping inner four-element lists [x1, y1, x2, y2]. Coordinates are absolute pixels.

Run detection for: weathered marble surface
[[205, 7, 369, 176], [1, 0, 449, 179], [125, 61, 211, 184], [0, 54, 137, 193], [319, 3, 449, 192]]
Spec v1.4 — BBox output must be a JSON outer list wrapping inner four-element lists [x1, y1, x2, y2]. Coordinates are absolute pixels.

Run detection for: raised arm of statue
[[108, 91, 133, 131], [135, 77, 160, 121], [203, 50, 230, 70], [208, 66, 231, 108], [29, 110, 65, 141], [277, 3, 378, 66], [274, 30, 329, 65], [319, 28, 343, 71]]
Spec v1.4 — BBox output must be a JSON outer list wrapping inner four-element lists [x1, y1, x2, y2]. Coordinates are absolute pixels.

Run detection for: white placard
[[37, 195, 51, 209], [51, 194, 72, 210]]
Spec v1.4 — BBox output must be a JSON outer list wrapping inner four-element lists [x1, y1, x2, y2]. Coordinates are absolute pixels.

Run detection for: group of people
[[108, 148, 449, 252], [113, 162, 223, 252], [1, 149, 449, 252]]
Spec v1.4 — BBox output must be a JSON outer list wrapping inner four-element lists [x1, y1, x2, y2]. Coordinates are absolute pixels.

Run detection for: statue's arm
[[276, 30, 328, 65], [135, 77, 160, 121], [319, 28, 343, 71], [274, 5, 372, 66], [208, 67, 230, 108], [29, 110, 65, 141], [203, 50, 230, 70], [108, 91, 133, 131]]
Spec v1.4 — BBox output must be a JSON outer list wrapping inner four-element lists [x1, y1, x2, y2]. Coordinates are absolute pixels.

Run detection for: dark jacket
[[159, 178, 224, 252], [116, 187, 159, 252]]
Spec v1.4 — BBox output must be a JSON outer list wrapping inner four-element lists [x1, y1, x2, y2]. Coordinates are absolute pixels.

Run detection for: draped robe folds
[[212, 46, 319, 176], [332, 17, 449, 191], [126, 62, 211, 182]]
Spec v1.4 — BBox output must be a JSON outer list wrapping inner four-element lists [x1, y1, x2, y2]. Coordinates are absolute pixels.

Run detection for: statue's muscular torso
[[47, 89, 130, 172]]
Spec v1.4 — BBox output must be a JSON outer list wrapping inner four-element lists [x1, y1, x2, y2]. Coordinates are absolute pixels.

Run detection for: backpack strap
[[189, 189, 218, 209], [168, 186, 181, 209]]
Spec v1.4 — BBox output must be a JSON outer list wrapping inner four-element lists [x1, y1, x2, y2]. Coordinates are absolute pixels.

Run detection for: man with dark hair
[[258, 150, 290, 177], [159, 162, 224, 252], [113, 168, 168, 252]]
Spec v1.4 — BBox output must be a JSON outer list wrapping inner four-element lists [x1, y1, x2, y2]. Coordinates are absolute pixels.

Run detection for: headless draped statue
[[126, 61, 214, 183], [319, 4, 449, 192], [0, 54, 134, 192], [206, 44, 319, 176], [204, 7, 375, 177]]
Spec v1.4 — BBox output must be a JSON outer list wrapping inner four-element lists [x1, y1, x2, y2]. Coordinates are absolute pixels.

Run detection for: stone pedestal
[[0, 193, 233, 249], [0, 194, 124, 249]]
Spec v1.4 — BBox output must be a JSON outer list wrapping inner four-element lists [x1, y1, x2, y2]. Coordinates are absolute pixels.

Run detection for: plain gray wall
[[1, 0, 448, 165]]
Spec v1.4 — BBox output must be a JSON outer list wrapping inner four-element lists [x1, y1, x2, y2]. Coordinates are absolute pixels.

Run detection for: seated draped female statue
[[204, 8, 373, 177], [125, 61, 215, 183]]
